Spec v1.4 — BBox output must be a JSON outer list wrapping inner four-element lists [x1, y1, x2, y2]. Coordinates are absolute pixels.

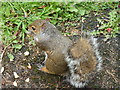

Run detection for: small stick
[[106, 70, 119, 83], [0, 43, 12, 62]]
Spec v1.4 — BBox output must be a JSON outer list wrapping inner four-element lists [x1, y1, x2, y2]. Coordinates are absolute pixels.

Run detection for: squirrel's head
[[27, 19, 55, 42], [27, 19, 48, 36]]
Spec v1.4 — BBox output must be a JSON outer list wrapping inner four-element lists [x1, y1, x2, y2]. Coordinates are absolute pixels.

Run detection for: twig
[[106, 70, 119, 83], [0, 43, 12, 63], [2, 75, 12, 83]]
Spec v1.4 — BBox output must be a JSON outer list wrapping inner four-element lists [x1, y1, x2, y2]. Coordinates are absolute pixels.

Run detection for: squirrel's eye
[[31, 26, 36, 30]]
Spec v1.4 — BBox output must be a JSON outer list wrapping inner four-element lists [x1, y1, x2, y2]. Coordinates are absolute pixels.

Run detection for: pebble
[[25, 78, 30, 82], [0, 67, 4, 73], [13, 81, 17, 87], [24, 51, 30, 56], [13, 72, 19, 79]]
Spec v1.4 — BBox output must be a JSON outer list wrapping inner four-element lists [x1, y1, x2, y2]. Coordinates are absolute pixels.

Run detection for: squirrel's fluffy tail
[[65, 35, 102, 88]]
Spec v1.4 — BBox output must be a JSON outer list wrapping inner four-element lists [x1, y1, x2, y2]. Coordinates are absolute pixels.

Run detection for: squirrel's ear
[[39, 20, 46, 29], [41, 23, 46, 30], [45, 18, 51, 22]]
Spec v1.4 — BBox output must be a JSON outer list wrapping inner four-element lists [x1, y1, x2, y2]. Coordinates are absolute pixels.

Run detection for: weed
[[91, 9, 120, 38]]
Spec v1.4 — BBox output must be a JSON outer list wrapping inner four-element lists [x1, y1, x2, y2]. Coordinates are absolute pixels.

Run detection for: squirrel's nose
[[26, 28, 32, 34]]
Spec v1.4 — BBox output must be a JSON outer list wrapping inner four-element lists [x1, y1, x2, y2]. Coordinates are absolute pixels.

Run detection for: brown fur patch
[[45, 57, 68, 74], [70, 38, 97, 74], [70, 38, 92, 58]]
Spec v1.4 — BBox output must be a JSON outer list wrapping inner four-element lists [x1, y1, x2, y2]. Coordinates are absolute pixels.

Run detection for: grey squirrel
[[27, 19, 102, 88]]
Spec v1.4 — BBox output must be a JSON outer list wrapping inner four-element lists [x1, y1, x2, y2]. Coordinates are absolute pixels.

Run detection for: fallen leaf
[[25, 78, 30, 82], [13, 81, 17, 87], [13, 72, 19, 79], [105, 28, 112, 32], [27, 63, 32, 69], [0, 67, 4, 73]]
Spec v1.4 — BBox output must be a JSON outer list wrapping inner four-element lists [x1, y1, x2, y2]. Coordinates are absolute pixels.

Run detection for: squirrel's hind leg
[[40, 66, 56, 75]]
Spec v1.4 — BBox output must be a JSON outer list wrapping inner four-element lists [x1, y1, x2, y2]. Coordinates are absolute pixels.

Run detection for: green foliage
[[0, 2, 90, 48], [12, 44, 22, 49], [91, 9, 120, 38], [0, 2, 119, 53], [7, 53, 14, 61]]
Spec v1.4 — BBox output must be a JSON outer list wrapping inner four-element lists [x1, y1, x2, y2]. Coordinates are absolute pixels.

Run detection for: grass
[[0, 2, 120, 59]]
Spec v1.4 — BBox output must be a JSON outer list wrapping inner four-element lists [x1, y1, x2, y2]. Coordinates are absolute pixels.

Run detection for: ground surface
[[1, 11, 120, 88]]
